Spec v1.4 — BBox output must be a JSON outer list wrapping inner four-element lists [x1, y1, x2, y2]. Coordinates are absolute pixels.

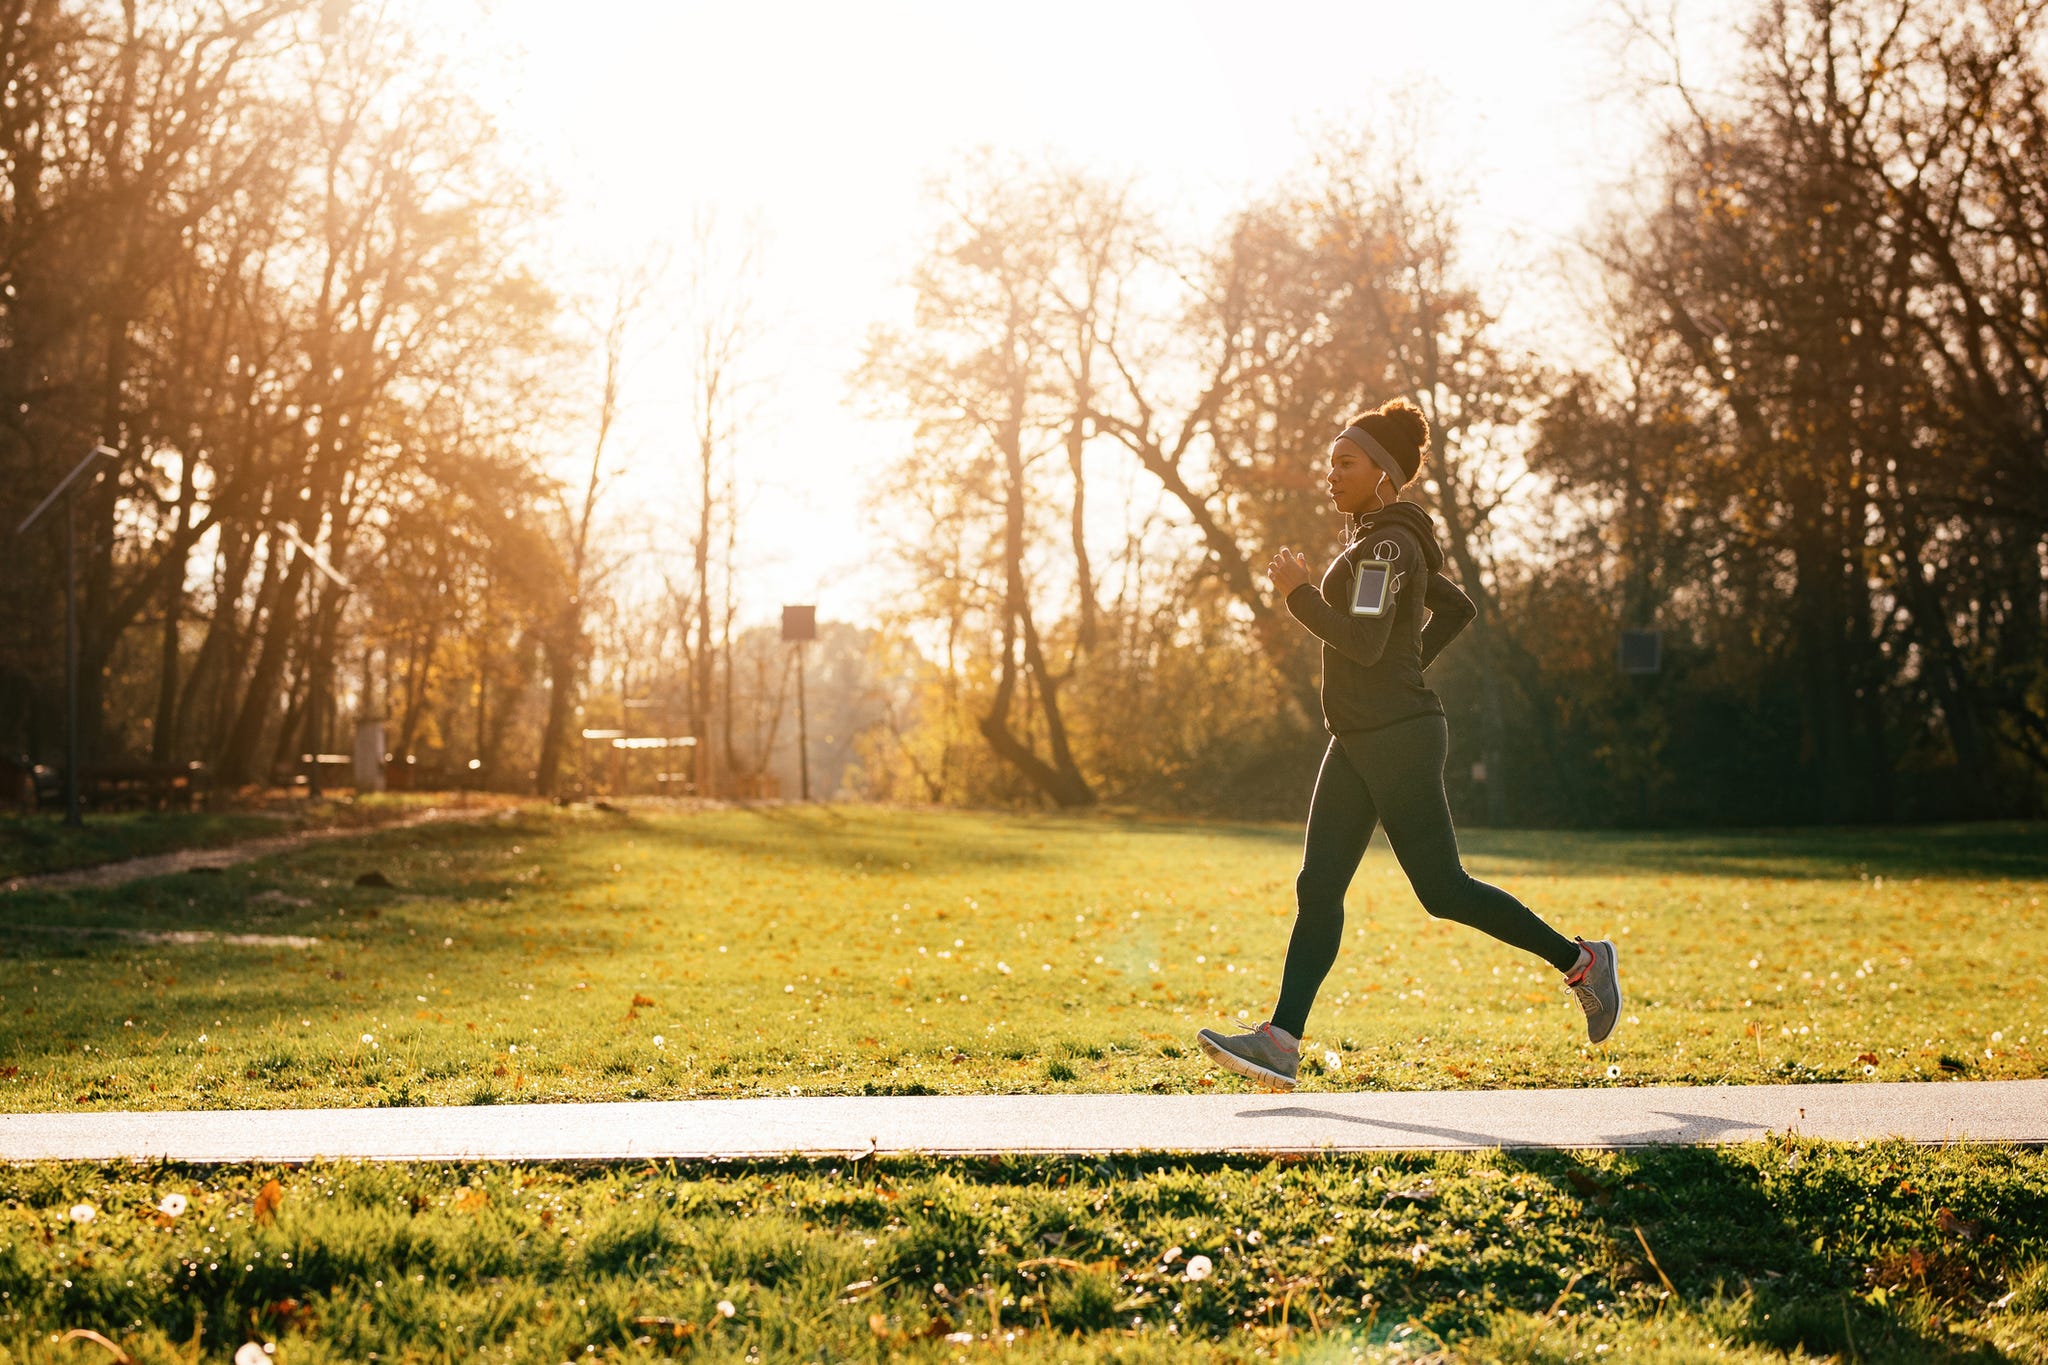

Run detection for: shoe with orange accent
[[1195, 1022, 1300, 1091]]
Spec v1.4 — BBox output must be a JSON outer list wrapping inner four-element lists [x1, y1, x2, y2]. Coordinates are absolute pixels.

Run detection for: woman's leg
[[1347, 716, 1580, 973], [1271, 739, 1380, 1038]]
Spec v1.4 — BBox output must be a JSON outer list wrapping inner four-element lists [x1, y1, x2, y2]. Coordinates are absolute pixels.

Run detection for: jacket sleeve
[[1283, 530, 1421, 669], [1419, 572, 1476, 668]]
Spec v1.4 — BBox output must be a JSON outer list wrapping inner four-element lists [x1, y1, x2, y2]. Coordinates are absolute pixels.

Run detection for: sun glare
[[435, 0, 1710, 621]]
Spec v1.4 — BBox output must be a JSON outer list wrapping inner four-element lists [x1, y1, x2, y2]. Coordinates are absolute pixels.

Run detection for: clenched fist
[[1268, 547, 1315, 598]]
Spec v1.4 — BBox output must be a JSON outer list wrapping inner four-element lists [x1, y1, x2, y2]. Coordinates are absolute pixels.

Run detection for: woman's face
[[1326, 437, 1393, 516]]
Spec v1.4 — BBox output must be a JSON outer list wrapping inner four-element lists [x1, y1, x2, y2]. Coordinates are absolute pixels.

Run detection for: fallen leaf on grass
[[632, 1316, 697, 1341], [252, 1180, 283, 1225], [1566, 1170, 1613, 1206], [1936, 1208, 1984, 1242], [868, 1313, 890, 1338]]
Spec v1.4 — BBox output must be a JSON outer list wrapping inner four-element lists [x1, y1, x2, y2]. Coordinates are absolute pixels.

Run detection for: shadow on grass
[[1456, 821, 2048, 884], [3, 1142, 2028, 1362]]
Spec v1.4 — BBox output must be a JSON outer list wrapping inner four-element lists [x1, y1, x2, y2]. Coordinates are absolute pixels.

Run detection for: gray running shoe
[[1195, 1022, 1300, 1091], [1565, 937, 1622, 1043]]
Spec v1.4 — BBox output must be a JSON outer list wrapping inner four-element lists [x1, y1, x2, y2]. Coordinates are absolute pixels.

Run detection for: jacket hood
[[1349, 500, 1445, 574]]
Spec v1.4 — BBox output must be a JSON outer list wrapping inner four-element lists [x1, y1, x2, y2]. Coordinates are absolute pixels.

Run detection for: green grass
[[1, 1140, 2044, 1362], [0, 807, 2042, 1110], [0, 795, 466, 883]]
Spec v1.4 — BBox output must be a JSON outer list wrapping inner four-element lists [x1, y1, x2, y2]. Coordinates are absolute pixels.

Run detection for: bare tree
[[536, 263, 655, 796]]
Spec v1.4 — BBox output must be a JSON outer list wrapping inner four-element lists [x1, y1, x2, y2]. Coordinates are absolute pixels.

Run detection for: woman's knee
[[1295, 865, 1346, 919], [1413, 869, 1479, 922]]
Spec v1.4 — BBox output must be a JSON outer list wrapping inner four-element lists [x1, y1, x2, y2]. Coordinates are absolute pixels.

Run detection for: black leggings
[[1271, 717, 1579, 1038]]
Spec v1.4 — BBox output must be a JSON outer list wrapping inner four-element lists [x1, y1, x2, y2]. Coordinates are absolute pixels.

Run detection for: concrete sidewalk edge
[[3, 1079, 2043, 1163]]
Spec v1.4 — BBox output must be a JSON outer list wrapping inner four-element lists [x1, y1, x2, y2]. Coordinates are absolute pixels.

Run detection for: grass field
[[1, 1141, 2043, 1363], [4, 805, 2047, 1363], [0, 805, 2042, 1110]]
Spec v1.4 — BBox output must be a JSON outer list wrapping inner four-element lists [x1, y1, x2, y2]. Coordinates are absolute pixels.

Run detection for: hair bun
[[1374, 397, 1430, 456]]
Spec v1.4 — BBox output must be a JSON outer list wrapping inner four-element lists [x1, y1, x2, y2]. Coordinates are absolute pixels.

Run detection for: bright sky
[[451, 0, 1736, 629]]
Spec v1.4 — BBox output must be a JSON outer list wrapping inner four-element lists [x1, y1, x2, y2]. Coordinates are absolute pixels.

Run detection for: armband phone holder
[[1350, 560, 1393, 617]]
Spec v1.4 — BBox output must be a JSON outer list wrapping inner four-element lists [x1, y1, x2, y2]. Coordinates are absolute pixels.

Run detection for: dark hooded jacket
[[1283, 500, 1476, 737]]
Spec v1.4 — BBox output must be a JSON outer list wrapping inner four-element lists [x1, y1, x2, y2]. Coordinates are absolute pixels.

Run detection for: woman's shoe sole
[[1196, 1033, 1298, 1091]]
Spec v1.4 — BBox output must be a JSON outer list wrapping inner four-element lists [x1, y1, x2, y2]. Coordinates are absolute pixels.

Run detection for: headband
[[1338, 425, 1408, 488]]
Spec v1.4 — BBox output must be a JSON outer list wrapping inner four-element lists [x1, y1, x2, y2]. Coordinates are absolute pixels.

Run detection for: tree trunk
[[214, 544, 311, 784], [977, 395, 1096, 808], [534, 626, 577, 797]]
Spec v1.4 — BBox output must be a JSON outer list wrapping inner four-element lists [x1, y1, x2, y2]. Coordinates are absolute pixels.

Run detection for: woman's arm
[[1419, 572, 1476, 668], [1281, 530, 1422, 669]]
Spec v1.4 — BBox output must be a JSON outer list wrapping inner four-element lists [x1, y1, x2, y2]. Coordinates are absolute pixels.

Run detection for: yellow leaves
[[252, 1180, 283, 1225], [452, 1186, 490, 1213]]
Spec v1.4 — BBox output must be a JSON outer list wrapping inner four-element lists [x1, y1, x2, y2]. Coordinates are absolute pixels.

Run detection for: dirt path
[[0, 803, 512, 895]]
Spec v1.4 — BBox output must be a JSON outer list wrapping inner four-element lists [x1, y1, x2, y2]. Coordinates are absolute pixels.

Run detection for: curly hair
[[1345, 397, 1431, 486]]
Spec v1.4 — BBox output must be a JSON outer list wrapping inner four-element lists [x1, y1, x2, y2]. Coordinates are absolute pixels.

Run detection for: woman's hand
[[1268, 547, 1315, 599]]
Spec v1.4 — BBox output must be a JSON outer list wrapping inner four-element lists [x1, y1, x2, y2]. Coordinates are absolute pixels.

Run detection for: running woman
[[1197, 398, 1621, 1091]]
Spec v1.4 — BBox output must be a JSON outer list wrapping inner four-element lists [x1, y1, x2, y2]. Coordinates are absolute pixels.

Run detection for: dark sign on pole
[[1618, 629, 1663, 675], [781, 604, 816, 642]]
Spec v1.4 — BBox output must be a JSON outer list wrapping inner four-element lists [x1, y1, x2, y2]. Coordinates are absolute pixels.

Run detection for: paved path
[[1, 804, 508, 894], [4, 1080, 2042, 1162]]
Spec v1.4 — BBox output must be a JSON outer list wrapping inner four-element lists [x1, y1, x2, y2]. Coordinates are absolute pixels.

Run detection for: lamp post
[[15, 443, 119, 828], [781, 605, 816, 801]]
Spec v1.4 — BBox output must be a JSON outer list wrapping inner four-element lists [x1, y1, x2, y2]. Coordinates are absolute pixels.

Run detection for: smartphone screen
[[1350, 561, 1391, 617]]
